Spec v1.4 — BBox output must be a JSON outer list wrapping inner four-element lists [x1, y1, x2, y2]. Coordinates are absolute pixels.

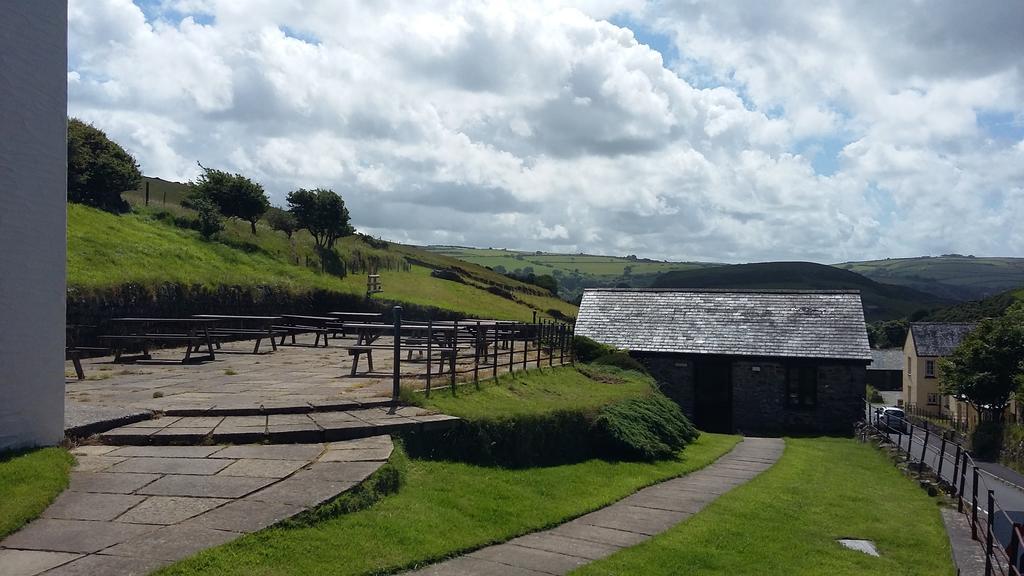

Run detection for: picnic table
[[327, 312, 383, 336], [276, 314, 344, 347], [192, 315, 282, 354], [340, 322, 457, 376], [66, 324, 106, 380], [101, 318, 218, 363]]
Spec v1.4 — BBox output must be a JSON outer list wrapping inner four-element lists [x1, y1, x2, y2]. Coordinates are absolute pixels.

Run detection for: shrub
[[193, 197, 224, 240], [866, 384, 884, 404], [592, 351, 647, 374], [972, 421, 1004, 460], [189, 165, 270, 234], [431, 269, 465, 283], [594, 394, 699, 460], [574, 335, 614, 363], [67, 118, 141, 213], [265, 206, 298, 239]]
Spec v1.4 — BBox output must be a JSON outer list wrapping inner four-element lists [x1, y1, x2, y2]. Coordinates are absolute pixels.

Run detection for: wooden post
[[972, 466, 980, 540], [958, 455, 968, 513], [952, 444, 962, 493], [473, 320, 480, 387], [450, 319, 458, 396], [937, 435, 947, 480], [145, 180, 150, 206], [986, 490, 994, 575], [425, 318, 432, 398], [392, 306, 402, 405], [508, 324, 515, 376], [522, 322, 528, 372], [548, 321, 554, 367], [492, 321, 499, 381], [920, 428, 930, 472], [536, 319, 542, 369]]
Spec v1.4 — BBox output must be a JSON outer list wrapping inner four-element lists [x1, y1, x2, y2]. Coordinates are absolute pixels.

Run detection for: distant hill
[[651, 261, 953, 321], [918, 287, 1024, 322], [836, 256, 1024, 301], [425, 245, 722, 301]]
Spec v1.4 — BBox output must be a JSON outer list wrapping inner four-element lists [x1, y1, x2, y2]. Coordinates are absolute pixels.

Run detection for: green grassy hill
[[651, 261, 952, 321], [426, 245, 722, 301], [68, 180, 576, 322], [836, 256, 1024, 301], [919, 287, 1024, 322]]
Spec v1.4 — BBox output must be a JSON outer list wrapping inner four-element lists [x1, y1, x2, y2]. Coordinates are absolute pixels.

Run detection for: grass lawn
[[572, 437, 954, 576], [415, 365, 654, 419], [158, 434, 740, 576], [0, 447, 74, 539]]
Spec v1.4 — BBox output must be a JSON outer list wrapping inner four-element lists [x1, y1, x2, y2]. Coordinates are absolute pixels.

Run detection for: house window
[[927, 393, 939, 405], [786, 365, 818, 410], [907, 356, 912, 377], [925, 360, 936, 378]]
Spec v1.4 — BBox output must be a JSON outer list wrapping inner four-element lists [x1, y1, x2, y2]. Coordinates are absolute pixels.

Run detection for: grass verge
[[0, 447, 74, 539], [413, 365, 653, 420], [157, 434, 740, 576], [571, 437, 954, 576]]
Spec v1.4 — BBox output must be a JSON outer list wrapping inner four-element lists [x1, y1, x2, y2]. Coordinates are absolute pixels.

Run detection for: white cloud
[[67, 0, 1024, 263]]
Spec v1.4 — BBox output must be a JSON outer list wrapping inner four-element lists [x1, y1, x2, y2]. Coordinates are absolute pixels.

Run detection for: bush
[[594, 394, 699, 460], [866, 384, 884, 404], [592, 351, 647, 374], [193, 197, 224, 240], [67, 118, 141, 213], [972, 420, 1004, 460], [574, 335, 614, 363], [431, 269, 465, 283]]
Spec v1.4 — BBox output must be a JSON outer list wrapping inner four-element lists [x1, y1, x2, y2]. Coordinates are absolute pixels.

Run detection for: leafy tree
[[188, 165, 269, 234], [193, 196, 224, 240], [67, 118, 142, 213], [264, 206, 298, 239], [286, 188, 354, 250], [939, 304, 1024, 421]]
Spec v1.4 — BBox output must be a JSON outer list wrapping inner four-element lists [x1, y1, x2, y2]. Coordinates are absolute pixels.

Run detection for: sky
[[67, 0, 1024, 264]]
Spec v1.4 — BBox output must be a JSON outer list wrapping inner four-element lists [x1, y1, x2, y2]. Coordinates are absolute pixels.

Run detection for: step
[[99, 407, 460, 446], [160, 398, 396, 417]]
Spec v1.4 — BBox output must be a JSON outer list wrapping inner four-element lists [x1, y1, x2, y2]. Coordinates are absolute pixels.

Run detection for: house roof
[[909, 322, 976, 357], [869, 348, 904, 371], [575, 288, 871, 361]]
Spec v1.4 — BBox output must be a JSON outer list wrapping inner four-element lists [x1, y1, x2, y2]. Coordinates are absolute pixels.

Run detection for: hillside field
[[836, 256, 1024, 301], [68, 181, 577, 322]]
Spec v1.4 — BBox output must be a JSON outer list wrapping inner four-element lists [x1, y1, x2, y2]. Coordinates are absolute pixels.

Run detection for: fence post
[[973, 466, 980, 540], [536, 320, 542, 369], [522, 322, 528, 372], [1010, 524, 1022, 576], [952, 444, 961, 493], [920, 428, 930, 472], [958, 455, 968, 513], [425, 318, 433, 398], [986, 489, 994, 576], [392, 306, 402, 405], [508, 324, 515, 376], [473, 321, 480, 387], [906, 425, 914, 461], [492, 321, 499, 380], [450, 319, 458, 396], [548, 322, 554, 367], [937, 434, 947, 480]]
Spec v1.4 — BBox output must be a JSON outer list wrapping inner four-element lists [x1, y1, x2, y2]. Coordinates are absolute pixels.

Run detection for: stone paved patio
[[404, 437, 785, 576], [0, 436, 394, 576]]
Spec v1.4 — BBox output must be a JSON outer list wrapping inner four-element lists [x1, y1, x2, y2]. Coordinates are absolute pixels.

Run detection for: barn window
[[786, 365, 818, 410]]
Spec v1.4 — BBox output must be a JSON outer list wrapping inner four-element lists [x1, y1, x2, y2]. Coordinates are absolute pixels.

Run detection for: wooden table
[[102, 318, 219, 363], [327, 312, 383, 336], [339, 322, 457, 376], [192, 315, 282, 354], [276, 314, 343, 347]]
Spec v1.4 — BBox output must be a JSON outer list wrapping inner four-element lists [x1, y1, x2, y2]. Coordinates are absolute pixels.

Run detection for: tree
[[286, 188, 354, 250], [188, 164, 269, 234], [939, 304, 1024, 421], [67, 118, 142, 213], [264, 206, 298, 239]]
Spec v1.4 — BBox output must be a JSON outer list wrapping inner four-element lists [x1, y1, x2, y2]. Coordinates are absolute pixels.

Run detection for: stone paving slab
[[405, 437, 784, 576], [1, 436, 395, 575]]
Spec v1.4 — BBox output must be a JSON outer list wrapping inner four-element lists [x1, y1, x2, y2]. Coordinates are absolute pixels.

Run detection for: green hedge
[[404, 390, 698, 467]]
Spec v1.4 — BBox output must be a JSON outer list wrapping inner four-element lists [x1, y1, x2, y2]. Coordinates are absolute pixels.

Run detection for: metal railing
[[867, 401, 1024, 575]]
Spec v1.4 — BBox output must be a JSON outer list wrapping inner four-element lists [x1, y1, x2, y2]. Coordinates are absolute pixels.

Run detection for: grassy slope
[[0, 448, 74, 539], [921, 287, 1024, 322], [652, 261, 952, 321], [837, 256, 1024, 301], [158, 434, 740, 576], [417, 366, 654, 420], [68, 202, 576, 322], [573, 437, 953, 576]]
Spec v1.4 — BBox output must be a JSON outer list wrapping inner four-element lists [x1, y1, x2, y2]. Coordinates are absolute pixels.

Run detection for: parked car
[[875, 406, 908, 433]]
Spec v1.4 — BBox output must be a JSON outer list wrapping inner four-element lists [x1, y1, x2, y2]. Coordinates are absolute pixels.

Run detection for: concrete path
[[941, 507, 987, 576], [405, 437, 785, 576], [0, 436, 393, 576]]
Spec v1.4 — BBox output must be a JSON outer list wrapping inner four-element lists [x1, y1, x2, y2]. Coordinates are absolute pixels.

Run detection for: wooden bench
[[273, 324, 331, 347], [65, 346, 108, 380], [193, 315, 283, 354]]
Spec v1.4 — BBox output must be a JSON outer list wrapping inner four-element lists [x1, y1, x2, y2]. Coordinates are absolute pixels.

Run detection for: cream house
[[901, 322, 976, 419]]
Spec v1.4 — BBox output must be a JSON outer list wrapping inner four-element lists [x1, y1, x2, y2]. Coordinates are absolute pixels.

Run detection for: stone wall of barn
[[638, 354, 866, 435]]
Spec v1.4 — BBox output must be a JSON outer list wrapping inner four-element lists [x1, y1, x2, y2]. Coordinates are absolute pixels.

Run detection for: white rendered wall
[[0, 1, 68, 450]]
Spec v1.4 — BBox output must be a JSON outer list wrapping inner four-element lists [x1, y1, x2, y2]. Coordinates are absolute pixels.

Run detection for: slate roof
[[909, 323, 976, 357], [576, 288, 871, 361], [869, 348, 904, 371]]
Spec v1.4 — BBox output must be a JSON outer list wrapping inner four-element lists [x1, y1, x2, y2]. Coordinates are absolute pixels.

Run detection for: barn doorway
[[695, 360, 733, 433]]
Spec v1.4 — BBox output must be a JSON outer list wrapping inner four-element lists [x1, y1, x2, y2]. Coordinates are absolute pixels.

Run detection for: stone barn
[[575, 288, 872, 434]]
